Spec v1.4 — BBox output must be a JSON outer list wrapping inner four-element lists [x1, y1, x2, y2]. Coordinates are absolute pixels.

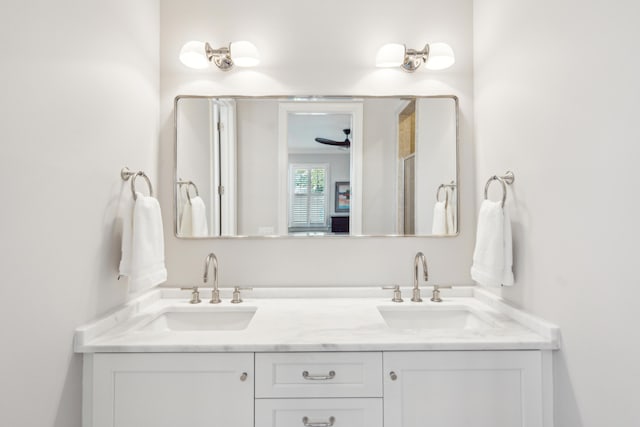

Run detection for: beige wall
[[0, 1, 159, 425], [473, 0, 640, 425]]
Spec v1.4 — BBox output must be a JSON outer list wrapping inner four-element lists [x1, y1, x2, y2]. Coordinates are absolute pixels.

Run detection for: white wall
[[0, 1, 159, 426], [473, 0, 640, 425], [362, 98, 403, 234], [160, 0, 475, 287], [176, 98, 216, 234], [236, 99, 280, 235], [415, 98, 458, 234]]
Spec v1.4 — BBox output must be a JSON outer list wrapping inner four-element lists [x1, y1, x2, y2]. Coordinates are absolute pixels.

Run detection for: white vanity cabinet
[[82, 351, 553, 427], [383, 351, 552, 427], [76, 290, 558, 427], [254, 352, 383, 427], [83, 353, 254, 427]]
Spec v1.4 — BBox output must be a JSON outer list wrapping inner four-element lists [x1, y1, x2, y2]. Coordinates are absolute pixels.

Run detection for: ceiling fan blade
[[314, 137, 350, 147]]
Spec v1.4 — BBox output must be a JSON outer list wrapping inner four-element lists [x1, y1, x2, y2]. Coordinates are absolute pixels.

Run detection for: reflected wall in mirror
[[175, 96, 458, 238]]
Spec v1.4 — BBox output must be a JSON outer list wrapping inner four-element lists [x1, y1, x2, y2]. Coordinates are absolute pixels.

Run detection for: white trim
[[414, 100, 424, 234], [209, 100, 220, 236], [219, 99, 237, 236], [278, 102, 363, 235]]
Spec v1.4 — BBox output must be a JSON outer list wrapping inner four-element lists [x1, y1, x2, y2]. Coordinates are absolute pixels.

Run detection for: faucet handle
[[180, 286, 201, 304], [382, 285, 403, 303], [231, 287, 253, 304], [430, 285, 452, 303]]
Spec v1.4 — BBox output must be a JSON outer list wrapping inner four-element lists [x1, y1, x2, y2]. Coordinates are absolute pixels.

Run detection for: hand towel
[[446, 197, 456, 235], [432, 201, 448, 235], [179, 196, 209, 237], [470, 200, 514, 286], [119, 192, 167, 292], [179, 199, 192, 236]]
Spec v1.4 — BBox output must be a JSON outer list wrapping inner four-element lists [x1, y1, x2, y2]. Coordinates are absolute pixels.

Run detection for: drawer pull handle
[[302, 370, 336, 380], [240, 372, 248, 381], [390, 371, 398, 381], [302, 416, 335, 427]]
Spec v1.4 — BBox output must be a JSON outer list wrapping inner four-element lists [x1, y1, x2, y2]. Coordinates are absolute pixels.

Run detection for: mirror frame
[[173, 95, 459, 239]]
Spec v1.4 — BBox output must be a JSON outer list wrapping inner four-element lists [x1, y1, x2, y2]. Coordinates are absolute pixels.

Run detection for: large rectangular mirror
[[175, 96, 458, 238]]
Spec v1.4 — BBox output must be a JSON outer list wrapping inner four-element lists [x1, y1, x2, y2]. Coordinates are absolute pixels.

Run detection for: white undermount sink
[[137, 307, 257, 332], [377, 305, 496, 330]]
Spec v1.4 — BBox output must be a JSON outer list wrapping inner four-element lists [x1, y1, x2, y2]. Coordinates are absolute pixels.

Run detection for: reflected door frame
[[277, 102, 363, 235]]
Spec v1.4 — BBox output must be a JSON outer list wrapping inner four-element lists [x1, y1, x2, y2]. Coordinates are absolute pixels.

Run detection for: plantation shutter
[[289, 164, 328, 228]]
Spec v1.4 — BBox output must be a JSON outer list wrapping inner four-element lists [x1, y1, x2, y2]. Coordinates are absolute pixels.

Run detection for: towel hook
[[121, 167, 153, 201], [483, 171, 514, 208]]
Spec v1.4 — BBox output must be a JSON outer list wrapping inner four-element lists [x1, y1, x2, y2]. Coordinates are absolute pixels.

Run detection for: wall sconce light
[[376, 42, 455, 72], [180, 40, 260, 71]]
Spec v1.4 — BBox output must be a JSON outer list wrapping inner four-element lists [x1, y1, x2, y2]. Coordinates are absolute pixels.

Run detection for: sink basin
[[137, 307, 257, 332], [377, 306, 496, 330]]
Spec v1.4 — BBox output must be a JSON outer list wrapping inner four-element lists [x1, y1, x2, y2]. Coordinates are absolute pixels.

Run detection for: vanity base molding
[[82, 350, 553, 427]]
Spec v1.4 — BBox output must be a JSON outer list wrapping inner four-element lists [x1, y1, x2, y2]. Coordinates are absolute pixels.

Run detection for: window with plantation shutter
[[289, 164, 329, 229]]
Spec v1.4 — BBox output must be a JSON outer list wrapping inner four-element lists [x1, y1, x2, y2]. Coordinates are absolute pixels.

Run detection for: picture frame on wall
[[335, 181, 350, 213]]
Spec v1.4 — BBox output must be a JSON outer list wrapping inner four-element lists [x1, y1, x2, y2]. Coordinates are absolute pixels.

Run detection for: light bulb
[[179, 41, 209, 69], [230, 41, 260, 67], [425, 42, 455, 70], [376, 43, 405, 68]]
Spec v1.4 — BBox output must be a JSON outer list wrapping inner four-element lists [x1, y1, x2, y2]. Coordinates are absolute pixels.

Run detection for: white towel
[[470, 200, 514, 286], [432, 200, 456, 235], [179, 196, 209, 237], [119, 192, 167, 292], [444, 206, 456, 234], [432, 201, 448, 235], [446, 195, 456, 234]]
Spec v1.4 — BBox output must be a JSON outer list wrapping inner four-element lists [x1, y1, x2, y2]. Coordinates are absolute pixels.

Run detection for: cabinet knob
[[240, 372, 248, 381], [389, 371, 398, 381]]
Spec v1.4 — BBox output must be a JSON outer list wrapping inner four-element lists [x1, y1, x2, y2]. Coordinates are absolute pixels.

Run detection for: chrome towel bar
[[177, 180, 200, 205], [121, 167, 153, 201], [484, 171, 514, 208], [436, 181, 457, 207]]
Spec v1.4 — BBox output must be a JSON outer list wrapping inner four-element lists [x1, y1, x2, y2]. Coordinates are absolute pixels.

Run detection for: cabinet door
[[85, 353, 253, 427], [383, 351, 544, 427]]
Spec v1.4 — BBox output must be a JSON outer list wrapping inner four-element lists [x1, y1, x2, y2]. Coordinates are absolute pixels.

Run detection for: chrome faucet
[[412, 252, 429, 302], [204, 253, 221, 304]]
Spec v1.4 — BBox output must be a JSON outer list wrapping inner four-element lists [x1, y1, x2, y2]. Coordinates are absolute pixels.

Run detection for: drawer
[[255, 398, 383, 427], [255, 352, 382, 398]]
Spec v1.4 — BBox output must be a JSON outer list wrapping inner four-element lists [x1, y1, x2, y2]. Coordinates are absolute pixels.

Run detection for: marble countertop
[[74, 286, 559, 353]]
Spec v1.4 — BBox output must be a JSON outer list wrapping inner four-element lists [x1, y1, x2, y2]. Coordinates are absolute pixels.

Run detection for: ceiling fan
[[315, 128, 351, 148]]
